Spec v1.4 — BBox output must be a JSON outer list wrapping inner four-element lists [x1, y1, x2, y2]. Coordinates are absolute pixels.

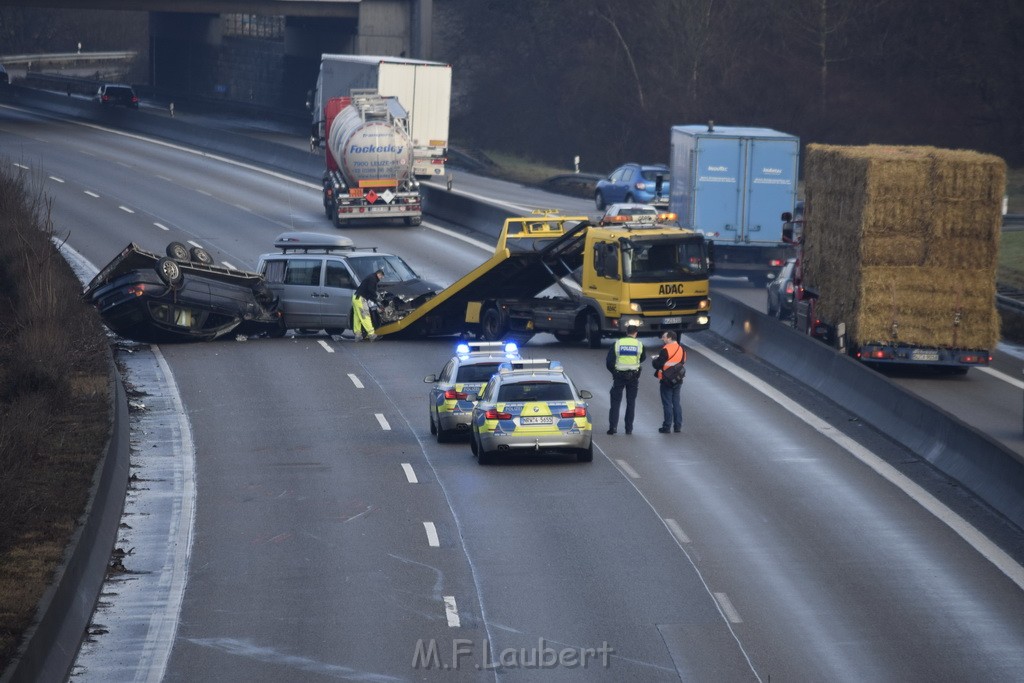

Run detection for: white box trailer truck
[[310, 54, 452, 178]]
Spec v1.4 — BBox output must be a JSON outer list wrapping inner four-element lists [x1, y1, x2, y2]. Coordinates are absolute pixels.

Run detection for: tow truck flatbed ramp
[[377, 214, 591, 337]]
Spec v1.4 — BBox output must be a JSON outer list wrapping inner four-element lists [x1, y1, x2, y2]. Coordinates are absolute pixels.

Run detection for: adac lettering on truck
[[659, 283, 691, 295]]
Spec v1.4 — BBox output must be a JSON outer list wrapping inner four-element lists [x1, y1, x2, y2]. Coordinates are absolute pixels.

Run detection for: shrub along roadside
[[0, 166, 111, 671]]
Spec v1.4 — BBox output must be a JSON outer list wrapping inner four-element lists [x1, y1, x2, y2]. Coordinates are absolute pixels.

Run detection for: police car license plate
[[520, 416, 552, 425], [662, 317, 682, 325]]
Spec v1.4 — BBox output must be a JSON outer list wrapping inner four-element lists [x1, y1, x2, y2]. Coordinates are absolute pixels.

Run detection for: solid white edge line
[[684, 335, 1024, 592], [316, 340, 334, 353], [423, 522, 440, 547], [347, 373, 364, 389], [665, 518, 691, 544], [443, 596, 461, 627], [376, 413, 391, 430], [615, 459, 641, 479], [141, 347, 197, 683], [713, 592, 743, 624], [976, 365, 1024, 390], [402, 463, 418, 484]]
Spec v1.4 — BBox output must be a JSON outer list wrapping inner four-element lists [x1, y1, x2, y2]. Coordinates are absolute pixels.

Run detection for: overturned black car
[[84, 241, 282, 343]]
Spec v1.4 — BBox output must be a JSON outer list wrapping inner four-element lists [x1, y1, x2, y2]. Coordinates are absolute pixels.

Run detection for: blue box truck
[[669, 124, 799, 286]]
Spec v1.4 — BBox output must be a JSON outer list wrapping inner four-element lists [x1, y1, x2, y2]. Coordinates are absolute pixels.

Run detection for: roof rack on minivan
[[272, 231, 378, 253]]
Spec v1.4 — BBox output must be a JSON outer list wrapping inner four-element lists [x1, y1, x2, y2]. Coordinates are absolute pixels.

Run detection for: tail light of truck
[[444, 389, 469, 400], [561, 407, 587, 418], [485, 409, 512, 420], [959, 354, 988, 364], [868, 349, 893, 360]]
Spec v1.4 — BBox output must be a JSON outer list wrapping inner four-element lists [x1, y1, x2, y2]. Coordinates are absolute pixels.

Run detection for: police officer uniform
[[605, 325, 646, 434]]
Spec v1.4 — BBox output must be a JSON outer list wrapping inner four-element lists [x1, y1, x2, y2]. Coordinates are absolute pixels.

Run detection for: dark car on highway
[[766, 257, 797, 320], [85, 242, 282, 343], [95, 83, 139, 108]]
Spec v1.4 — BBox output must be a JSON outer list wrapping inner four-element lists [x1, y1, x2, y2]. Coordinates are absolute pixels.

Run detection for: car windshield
[[497, 381, 573, 402], [107, 87, 133, 96], [347, 255, 418, 283], [456, 363, 502, 383], [624, 238, 709, 282]]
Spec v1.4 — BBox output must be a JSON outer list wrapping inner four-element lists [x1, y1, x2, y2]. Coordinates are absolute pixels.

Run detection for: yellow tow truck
[[377, 211, 713, 346]]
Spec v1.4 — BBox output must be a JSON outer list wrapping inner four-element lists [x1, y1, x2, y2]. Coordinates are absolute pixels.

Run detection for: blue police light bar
[[504, 342, 518, 356], [456, 342, 471, 355]]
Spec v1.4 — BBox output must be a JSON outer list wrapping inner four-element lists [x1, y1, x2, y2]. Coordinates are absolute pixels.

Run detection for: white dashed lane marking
[[443, 596, 460, 627], [316, 340, 334, 354], [616, 459, 640, 479], [118, 205, 134, 214], [665, 518, 691, 544], [402, 463, 418, 483], [423, 522, 440, 547], [347, 373, 364, 388], [714, 592, 743, 624], [84, 190, 99, 198], [376, 414, 391, 431], [49, 176, 64, 183], [154, 222, 170, 231]]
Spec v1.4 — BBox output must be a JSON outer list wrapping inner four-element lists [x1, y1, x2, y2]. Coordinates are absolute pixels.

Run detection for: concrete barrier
[[712, 293, 1024, 530]]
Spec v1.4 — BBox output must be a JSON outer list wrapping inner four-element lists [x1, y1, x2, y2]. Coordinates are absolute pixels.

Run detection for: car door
[[261, 257, 324, 328], [321, 258, 356, 330], [607, 167, 629, 203]]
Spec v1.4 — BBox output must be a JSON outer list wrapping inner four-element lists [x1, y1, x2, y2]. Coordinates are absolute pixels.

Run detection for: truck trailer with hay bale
[[788, 143, 1004, 373]]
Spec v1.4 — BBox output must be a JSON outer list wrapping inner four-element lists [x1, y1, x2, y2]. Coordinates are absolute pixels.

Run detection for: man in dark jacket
[[352, 269, 384, 340], [605, 325, 646, 435]]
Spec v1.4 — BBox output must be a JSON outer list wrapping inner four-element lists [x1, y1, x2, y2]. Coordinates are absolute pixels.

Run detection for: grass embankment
[[0, 168, 111, 671], [1000, 231, 1024, 290]]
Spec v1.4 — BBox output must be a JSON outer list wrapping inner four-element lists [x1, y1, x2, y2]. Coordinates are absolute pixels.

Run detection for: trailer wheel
[[554, 331, 583, 344], [404, 216, 422, 227], [480, 306, 508, 341], [334, 214, 346, 229], [166, 241, 190, 262], [583, 311, 602, 349], [155, 257, 184, 288], [189, 246, 214, 265]]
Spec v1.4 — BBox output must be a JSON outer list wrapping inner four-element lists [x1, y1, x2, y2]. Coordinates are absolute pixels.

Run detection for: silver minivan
[[257, 232, 440, 336]]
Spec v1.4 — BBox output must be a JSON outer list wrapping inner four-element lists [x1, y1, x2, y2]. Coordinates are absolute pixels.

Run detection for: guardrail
[[0, 51, 136, 65]]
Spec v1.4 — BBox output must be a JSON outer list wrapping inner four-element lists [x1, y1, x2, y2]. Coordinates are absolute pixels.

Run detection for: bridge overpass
[[0, 0, 435, 113]]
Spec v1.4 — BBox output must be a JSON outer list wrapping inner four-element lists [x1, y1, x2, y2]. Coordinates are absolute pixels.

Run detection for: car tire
[[583, 310, 602, 349], [767, 293, 776, 317], [189, 246, 214, 265], [595, 192, 606, 211], [267, 322, 287, 338], [166, 241, 190, 262], [155, 257, 183, 288], [324, 200, 333, 220], [577, 443, 593, 463], [429, 413, 438, 436], [480, 306, 508, 341], [469, 431, 478, 456], [477, 445, 494, 465]]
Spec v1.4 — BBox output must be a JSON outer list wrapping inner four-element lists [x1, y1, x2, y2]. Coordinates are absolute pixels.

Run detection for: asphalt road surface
[[2, 102, 1024, 682]]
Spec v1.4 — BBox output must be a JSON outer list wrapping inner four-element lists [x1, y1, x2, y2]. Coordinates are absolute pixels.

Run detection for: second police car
[[424, 341, 521, 442], [468, 359, 594, 465]]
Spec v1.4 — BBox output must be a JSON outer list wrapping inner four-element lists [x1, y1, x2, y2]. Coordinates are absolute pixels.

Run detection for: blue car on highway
[[595, 163, 670, 210]]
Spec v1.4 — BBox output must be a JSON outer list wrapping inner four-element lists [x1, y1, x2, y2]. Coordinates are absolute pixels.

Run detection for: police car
[[424, 341, 521, 442], [468, 360, 594, 464]]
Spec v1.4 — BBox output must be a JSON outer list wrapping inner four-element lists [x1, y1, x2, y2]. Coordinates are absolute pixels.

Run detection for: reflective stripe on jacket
[[613, 337, 644, 371], [656, 341, 685, 379]]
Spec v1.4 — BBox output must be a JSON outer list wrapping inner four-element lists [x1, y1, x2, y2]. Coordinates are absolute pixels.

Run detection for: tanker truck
[[322, 89, 423, 228]]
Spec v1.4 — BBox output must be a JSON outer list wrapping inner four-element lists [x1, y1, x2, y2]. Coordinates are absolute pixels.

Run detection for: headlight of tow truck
[[629, 302, 643, 313], [698, 299, 710, 310]]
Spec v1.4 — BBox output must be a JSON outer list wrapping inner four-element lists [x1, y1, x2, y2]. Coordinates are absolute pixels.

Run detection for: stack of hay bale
[[802, 144, 1004, 351]]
